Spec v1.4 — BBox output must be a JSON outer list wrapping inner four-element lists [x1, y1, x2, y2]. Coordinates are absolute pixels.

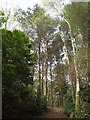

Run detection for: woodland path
[[5, 107, 68, 118], [34, 107, 67, 118]]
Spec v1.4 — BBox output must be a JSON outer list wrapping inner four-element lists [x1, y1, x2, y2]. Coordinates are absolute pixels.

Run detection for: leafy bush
[[2, 29, 47, 118], [76, 102, 90, 118], [63, 90, 75, 116], [63, 89, 90, 118]]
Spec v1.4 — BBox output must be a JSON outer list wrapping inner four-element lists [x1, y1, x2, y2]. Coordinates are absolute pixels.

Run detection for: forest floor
[[33, 107, 67, 118], [4, 107, 68, 118]]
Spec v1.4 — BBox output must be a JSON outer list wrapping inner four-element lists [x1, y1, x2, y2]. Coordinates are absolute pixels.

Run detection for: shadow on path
[[3, 107, 68, 119], [34, 107, 67, 118]]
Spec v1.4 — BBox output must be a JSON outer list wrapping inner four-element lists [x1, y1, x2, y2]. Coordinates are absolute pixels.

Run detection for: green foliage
[[0, 10, 6, 27], [80, 84, 90, 104], [64, 2, 88, 40], [75, 102, 90, 118], [64, 90, 75, 116], [20, 89, 47, 115], [2, 29, 34, 87], [15, 5, 58, 40], [64, 87, 90, 118], [63, 3, 89, 118], [2, 28, 46, 117]]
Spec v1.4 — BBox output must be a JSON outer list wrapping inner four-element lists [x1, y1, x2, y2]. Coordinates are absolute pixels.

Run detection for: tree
[[14, 5, 58, 103], [43, 0, 89, 117], [2, 29, 35, 116], [63, 2, 89, 117], [63, 2, 88, 41]]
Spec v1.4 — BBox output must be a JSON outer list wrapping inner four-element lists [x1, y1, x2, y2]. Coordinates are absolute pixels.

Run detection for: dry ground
[[34, 107, 67, 118]]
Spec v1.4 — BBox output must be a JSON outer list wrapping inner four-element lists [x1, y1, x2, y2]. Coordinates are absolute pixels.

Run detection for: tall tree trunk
[[63, 38, 75, 104], [45, 38, 48, 101], [60, 19, 80, 116], [37, 42, 41, 98], [88, 3, 90, 83], [71, 38, 80, 117], [50, 61, 54, 107], [41, 60, 44, 95], [43, 62, 46, 96]]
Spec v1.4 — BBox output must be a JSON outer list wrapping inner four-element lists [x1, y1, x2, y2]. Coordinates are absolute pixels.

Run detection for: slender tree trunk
[[37, 42, 41, 98], [63, 38, 75, 104], [60, 20, 80, 116], [71, 38, 80, 117], [63, 31, 80, 117], [45, 38, 48, 100], [41, 60, 44, 95], [43, 62, 46, 96], [50, 62, 54, 107]]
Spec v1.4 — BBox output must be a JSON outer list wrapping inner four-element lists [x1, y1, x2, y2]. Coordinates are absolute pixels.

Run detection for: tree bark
[[63, 38, 75, 104], [50, 61, 54, 107], [37, 42, 41, 97], [41, 60, 44, 95], [45, 37, 48, 100], [71, 38, 80, 117]]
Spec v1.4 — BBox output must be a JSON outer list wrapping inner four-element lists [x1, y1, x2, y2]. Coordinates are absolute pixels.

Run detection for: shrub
[[76, 102, 90, 118], [63, 90, 75, 116]]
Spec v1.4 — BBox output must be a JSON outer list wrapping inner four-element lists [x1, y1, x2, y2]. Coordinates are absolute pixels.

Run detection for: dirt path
[[35, 107, 67, 118], [4, 107, 68, 118]]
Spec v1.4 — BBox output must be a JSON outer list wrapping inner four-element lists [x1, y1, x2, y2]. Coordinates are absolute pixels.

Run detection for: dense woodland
[[1, 1, 90, 118]]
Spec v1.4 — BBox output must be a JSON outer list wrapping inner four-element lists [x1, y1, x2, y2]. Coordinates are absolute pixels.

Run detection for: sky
[[0, 0, 41, 30], [0, 0, 72, 11], [0, 0, 88, 12], [0, 0, 70, 30], [0, 0, 41, 11]]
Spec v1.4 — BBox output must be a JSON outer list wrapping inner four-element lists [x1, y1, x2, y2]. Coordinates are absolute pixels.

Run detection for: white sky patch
[[0, 0, 41, 30], [64, 0, 70, 4], [0, 0, 70, 30], [0, 0, 41, 11]]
